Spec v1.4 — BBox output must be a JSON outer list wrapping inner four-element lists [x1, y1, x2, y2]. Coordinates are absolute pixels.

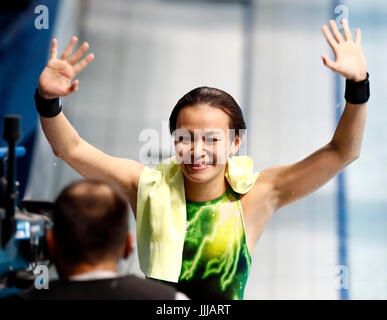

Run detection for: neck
[[184, 172, 228, 203], [59, 260, 118, 279]]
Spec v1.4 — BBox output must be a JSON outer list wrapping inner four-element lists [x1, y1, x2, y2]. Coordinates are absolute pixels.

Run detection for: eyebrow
[[184, 129, 224, 135]]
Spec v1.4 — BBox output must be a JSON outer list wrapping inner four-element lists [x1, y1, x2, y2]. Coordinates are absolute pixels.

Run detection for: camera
[[0, 115, 53, 298]]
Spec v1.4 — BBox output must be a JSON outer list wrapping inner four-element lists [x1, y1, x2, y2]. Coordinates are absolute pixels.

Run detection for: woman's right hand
[[38, 37, 94, 99]]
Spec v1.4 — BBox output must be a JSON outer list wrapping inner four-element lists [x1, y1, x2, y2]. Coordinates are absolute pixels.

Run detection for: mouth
[[186, 163, 210, 171]]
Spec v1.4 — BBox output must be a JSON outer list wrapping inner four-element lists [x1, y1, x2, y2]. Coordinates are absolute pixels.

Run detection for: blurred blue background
[[1, 0, 386, 299]]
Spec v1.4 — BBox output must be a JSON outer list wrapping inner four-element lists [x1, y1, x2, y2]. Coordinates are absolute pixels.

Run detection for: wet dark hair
[[169, 86, 246, 137], [53, 179, 129, 265]]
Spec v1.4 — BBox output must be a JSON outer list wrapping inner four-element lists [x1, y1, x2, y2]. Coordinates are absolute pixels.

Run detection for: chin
[[181, 163, 220, 182]]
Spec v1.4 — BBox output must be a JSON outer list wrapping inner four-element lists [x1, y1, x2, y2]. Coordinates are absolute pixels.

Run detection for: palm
[[40, 60, 75, 97], [38, 37, 94, 99], [322, 19, 367, 82]]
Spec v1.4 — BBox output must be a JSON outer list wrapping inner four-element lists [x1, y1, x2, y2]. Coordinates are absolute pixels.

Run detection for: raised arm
[[37, 37, 144, 216], [256, 19, 368, 212]]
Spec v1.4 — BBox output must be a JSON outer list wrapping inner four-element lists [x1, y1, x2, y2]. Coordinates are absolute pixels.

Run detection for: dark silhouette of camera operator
[[16, 179, 188, 300]]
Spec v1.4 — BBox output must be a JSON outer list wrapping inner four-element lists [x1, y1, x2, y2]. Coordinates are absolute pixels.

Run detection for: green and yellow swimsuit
[[151, 186, 252, 300]]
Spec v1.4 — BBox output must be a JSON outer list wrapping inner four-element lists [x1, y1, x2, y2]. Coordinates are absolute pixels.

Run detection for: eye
[[205, 137, 218, 143], [178, 136, 191, 143]]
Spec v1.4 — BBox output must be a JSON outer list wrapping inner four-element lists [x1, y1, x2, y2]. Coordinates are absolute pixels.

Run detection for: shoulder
[[116, 275, 178, 299], [240, 168, 272, 198], [14, 276, 177, 300], [239, 168, 277, 216], [138, 156, 179, 185]]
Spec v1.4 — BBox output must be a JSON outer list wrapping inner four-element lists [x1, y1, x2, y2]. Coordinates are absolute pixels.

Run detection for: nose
[[192, 137, 205, 165]]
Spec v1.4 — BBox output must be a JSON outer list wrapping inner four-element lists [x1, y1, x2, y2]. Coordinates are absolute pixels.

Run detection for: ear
[[46, 229, 56, 261], [123, 233, 133, 259], [230, 135, 242, 156]]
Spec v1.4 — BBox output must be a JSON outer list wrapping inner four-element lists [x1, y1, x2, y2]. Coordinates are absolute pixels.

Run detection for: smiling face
[[174, 104, 242, 184]]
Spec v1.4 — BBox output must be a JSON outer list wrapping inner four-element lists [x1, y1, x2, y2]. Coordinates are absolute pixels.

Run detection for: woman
[[35, 19, 368, 299]]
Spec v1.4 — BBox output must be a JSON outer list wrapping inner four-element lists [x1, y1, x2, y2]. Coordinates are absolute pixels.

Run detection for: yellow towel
[[136, 155, 259, 282]]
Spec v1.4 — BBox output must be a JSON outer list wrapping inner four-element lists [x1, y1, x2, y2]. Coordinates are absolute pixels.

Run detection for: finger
[[73, 53, 94, 74], [60, 36, 78, 60], [68, 42, 90, 66], [50, 39, 57, 60], [321, 25, 337, 49], [329, 19, 344, 43], [71, 80, 79, 92], [341, 19, 352, 42], [66, 80, 79, 95], [355, 28, 362, 44], [321, 55, 338, 71]]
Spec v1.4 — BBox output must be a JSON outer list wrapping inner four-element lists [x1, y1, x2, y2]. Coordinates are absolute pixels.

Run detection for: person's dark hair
[[169, 86, 246, 137], [53, 179, 129, 265]]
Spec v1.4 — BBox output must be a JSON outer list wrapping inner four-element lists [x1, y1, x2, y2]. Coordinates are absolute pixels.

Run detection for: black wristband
[[344, 72, 370, 104], [34, 88, 62, 118]]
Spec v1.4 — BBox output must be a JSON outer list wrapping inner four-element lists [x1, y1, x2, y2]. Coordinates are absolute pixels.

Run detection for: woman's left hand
[[321, 19, 367, 82]]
